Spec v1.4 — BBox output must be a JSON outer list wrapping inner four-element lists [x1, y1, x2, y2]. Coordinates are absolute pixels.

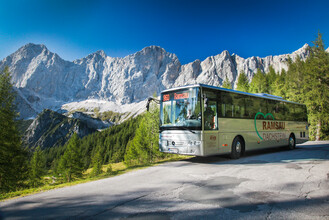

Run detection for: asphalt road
[[1, 141, 329, 220]]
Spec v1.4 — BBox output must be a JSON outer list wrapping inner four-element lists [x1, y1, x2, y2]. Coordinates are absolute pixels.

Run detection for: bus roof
[[161, 84, 304, 105]]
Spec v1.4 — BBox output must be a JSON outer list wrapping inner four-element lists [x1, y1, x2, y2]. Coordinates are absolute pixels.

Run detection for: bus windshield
[[160, 87, 202, 130]]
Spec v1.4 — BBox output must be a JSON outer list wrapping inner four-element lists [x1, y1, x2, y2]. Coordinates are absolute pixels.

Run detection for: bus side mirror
[[146, 97, 160, 111], [146, 97, 152, 111]]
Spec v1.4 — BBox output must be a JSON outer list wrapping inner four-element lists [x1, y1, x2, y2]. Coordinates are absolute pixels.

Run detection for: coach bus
[[159, 84, 308, 158]]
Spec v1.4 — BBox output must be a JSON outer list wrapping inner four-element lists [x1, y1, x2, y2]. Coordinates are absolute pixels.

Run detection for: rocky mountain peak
[[139, 45, 166, 54], [86, 50, 107, 59], [19, 43, 48, 55], [0, 43, 315, 119]]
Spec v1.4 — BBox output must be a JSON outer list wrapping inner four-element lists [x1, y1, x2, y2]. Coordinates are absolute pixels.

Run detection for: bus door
[[203, 93, 219, 155]]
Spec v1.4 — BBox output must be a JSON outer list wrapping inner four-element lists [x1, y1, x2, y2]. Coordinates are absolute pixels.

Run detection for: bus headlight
[[187, 141, 201, 146]]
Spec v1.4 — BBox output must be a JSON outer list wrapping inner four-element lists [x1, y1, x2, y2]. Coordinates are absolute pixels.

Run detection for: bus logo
[[254, 112, 286, 141]]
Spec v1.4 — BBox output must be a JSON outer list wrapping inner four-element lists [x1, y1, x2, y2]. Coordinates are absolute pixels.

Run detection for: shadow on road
[[1, 188, 328, 219], [185, 141, 329, 165]]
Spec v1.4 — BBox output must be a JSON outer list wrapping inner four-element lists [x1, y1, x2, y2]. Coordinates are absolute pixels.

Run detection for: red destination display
[[163, 94, 170, 102], [174, 92, 189, 100]]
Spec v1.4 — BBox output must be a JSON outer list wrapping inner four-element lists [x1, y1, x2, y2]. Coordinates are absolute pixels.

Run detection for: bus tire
[[231, 136, 243, 159], [288, 134, 296, 150]]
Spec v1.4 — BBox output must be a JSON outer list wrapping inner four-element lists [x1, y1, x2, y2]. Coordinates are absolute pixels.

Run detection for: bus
[[159, 84, 308, 158]]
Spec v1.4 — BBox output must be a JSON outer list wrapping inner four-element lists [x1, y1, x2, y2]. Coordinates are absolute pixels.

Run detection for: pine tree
[[124, 95, 161, 166], [303, 32, 329, 140], [0, 67, 28, 193], [266, 66, 277, 94], [90, 145, 103, 176], [250, 68, 268, 93], [236, 70, 250, 92], [272, 69, 287, 98], [285, 56, 306, 103], [29, 146, 46, 187], [221, 77, 232, 89], [58, 133, 83, 182]]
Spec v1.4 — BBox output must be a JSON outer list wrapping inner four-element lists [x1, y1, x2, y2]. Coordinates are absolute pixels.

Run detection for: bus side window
[[276, 102, 285, 120], [245, 97, 253, 119], [286, 103, 295, 121], [295, 105, 307, 121], [220, 91, 232, 118], [221, 103, 226, 117], [204, 100, 218, 130], [267, 100, 276, 120], [252, 98, 264, 119], [234, 94, 246, 118]]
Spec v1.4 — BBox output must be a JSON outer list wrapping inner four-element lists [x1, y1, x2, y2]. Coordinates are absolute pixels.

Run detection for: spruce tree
[[303, 32, 329, 140], [272, 69, 287, 98], [0, 67, 28, 193], [236, 70, 250, 92], [221, 77, 232, 89], [285, 56, 306, 103], [266, 66, 277, 94], [250, 68, 268, 93], [90, 145, 103, 176], [58, 133, 83, 182], [124, 95, 161, 166], [29, 146, 46, 187]]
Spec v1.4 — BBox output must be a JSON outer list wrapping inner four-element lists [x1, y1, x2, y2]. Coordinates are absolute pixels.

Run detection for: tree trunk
[[316, 119, 322, 141]]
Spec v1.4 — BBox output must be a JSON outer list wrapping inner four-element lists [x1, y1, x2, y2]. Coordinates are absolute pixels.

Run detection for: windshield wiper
[[178, 126, 196, 133], [159, 126, 197, 133]]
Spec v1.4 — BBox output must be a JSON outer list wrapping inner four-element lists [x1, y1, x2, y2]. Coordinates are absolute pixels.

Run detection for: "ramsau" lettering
[[262, 121, 285, 130]]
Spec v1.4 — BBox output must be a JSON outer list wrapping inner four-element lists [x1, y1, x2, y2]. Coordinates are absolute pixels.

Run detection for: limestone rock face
[[0, 43, 311, 119]]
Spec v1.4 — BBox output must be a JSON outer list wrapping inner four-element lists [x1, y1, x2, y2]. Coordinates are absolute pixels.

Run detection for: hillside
[[23, 109, 97, 149]]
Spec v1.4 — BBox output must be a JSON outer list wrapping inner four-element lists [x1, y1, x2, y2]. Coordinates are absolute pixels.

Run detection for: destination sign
[[174, 92, 189, 100], [163, 94, 170, 102], [162, 92, 190, 101]]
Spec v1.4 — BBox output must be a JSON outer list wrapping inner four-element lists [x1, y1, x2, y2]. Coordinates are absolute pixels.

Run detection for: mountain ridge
[[0, 43, 311, 119]]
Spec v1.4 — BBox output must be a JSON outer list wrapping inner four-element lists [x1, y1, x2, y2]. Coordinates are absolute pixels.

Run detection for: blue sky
[[0, 0, 328, 64]]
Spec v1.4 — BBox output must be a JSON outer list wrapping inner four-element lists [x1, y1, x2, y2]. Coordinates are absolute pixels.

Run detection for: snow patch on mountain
[[62, 99, 148, 121]]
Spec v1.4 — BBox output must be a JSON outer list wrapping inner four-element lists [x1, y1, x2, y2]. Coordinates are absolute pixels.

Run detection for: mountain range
[[0, 43, 311, 119]]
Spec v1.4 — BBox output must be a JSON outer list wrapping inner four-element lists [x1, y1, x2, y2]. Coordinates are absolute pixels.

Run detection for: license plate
[[168, 148, 178, 153]]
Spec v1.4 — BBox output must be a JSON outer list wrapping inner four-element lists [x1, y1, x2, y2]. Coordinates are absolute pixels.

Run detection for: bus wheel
[[288, 134, 296, 150], [231, 136, 243, 159]]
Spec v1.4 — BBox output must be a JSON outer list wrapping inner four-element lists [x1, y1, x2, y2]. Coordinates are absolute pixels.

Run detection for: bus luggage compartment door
[[203, 131, 219, 156]]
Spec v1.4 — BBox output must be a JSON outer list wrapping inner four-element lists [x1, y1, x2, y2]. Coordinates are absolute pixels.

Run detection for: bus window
[[267, 100, 277, 120], [276, 102, 285, 120], [204, 100, 218, 130], [286, 103, 295, 121], [220, 91, 232, 118], [260, 98, 267, 115], [233, 94, 246, 118], [281, 102, 288, 120], [162, 101, 172, 125], [295, 105, 307, 121], [250, 97, 262, 119], [221, 103, 226, 117]]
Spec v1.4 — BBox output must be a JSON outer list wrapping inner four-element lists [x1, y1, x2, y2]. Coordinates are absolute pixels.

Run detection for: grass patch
[[0, 155, 191, 201]]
